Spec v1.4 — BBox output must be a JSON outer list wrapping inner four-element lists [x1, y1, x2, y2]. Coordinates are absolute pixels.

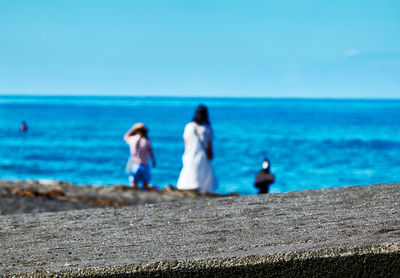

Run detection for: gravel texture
[[1, 183, 400, 277]]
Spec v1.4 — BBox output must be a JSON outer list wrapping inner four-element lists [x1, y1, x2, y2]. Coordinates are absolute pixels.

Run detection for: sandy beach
[[0, 179, 238, 215]]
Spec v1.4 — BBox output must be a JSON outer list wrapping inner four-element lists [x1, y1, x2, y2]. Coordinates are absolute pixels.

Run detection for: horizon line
[[0, 94, 399, 101]]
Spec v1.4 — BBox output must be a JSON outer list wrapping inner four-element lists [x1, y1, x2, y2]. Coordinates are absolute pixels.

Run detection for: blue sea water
[[1, 96, 400, 195]]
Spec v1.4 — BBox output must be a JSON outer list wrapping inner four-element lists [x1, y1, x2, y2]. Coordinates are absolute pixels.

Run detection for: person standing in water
[[124, 123, 156, 190], [177, 105, 217, 193]]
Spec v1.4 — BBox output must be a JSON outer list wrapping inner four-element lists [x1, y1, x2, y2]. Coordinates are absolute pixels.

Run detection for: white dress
[[177, 122, 218, 193]]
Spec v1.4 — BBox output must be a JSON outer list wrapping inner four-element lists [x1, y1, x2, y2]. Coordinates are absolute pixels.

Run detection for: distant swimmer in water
[[20, 121, 28, 132]]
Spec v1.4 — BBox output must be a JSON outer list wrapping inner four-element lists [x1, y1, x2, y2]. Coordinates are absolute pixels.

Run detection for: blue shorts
[[129, 163, 151, 183]]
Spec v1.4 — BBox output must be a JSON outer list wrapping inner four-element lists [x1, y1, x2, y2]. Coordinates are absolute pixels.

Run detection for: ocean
[[1, 96, 400, 195]]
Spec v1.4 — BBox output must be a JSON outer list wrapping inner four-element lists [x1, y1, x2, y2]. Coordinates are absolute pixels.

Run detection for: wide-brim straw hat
[[132, 123, 148, 133]]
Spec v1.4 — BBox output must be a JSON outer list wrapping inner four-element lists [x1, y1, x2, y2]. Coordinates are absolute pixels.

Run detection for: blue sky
[[0, 0, 399, 98]]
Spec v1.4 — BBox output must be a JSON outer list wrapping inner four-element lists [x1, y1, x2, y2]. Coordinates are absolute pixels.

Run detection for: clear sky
[[0, 0, 399, 98]]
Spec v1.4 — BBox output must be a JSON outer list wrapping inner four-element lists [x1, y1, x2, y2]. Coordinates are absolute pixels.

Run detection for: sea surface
[[1, 96, 400, 195]]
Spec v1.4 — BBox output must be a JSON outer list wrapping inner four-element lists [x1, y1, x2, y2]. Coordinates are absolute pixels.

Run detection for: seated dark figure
[[254, 158, 275, 194]]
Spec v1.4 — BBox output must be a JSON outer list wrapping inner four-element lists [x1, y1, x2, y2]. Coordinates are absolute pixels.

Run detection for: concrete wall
[[1, 183, 400, 277]]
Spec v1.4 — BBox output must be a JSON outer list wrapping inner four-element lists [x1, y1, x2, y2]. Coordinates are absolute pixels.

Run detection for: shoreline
[[0, 179, 239, 215]]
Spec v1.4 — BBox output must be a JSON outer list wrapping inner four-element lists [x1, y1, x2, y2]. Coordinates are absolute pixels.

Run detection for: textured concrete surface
[[1, 183, 400, 277]]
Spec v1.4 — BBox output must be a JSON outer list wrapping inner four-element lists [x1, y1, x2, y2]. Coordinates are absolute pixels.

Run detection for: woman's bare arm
[[123, 127, 135, 143], [148, 146, 156, 167], [207, 141, 213, 160]]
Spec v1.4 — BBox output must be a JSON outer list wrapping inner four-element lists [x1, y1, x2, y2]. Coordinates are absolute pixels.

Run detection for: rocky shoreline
[[0, 179, 239, 215]]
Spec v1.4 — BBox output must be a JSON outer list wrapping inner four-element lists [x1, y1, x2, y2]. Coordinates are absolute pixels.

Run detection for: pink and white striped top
[[127, 135, 152, 165]]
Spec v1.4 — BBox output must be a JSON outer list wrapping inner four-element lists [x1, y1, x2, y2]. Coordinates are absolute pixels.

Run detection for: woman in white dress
[[177, 105, 218, 193]]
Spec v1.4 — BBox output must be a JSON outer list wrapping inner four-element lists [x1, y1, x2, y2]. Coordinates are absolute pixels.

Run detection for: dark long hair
[[193, 105, 210, 125]]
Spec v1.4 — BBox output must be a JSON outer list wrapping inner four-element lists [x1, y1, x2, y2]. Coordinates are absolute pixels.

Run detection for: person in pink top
[[124, 123, 156, 190]]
